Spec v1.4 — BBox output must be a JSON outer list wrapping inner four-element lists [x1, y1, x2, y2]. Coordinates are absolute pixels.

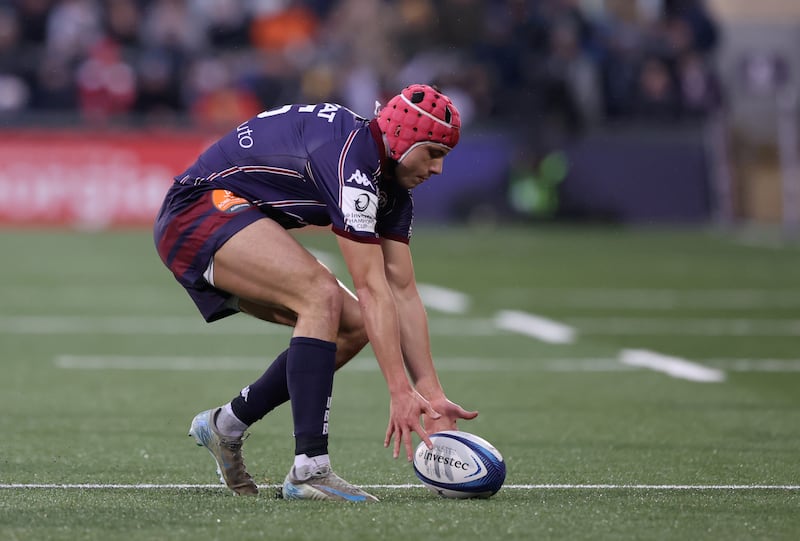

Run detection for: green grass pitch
[[0, 225, 798, 540]]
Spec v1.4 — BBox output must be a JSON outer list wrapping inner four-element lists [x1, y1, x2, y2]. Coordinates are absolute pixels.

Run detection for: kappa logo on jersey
[[212, 190, 252, 213], [345, 169, 374, 190]]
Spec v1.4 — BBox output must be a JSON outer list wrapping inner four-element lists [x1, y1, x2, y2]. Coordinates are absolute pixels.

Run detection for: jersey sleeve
[[308, 128, 384, 244], [376, 183, 413, 244]]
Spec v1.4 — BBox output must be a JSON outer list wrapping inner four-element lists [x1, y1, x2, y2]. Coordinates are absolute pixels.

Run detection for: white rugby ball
[[413, 430, 506, 499]]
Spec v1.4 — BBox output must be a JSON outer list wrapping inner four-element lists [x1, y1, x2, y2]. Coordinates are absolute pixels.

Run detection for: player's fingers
[[403, 427, 414, 461], [417, 422, 433, 450], [458, 407, 479, 420], [392, 427, 402, 459], [384, 423, 392, 448]]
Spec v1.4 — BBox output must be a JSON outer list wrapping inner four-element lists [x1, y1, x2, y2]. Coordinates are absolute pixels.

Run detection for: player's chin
[[397, 173, 424, 187]]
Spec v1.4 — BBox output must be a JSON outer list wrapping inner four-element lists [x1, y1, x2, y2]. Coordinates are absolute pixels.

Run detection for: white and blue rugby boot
[[282, 464, 378, 502], [188, 408, 258, 495]]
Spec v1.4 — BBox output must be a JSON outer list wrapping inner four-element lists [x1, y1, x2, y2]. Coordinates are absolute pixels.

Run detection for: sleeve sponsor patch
[[212, 189, 252, 213], [341, 186, 378, 233]]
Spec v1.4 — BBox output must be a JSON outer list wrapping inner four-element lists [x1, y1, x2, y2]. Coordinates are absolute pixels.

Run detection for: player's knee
[[334, 292, 367, 365], [306, 272, 345, 321]]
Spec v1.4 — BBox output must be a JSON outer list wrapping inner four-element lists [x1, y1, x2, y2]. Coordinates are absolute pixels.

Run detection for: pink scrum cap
[[376, 84, 461, 162]]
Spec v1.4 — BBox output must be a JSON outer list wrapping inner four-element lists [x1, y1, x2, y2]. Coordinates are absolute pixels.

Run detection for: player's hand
[[384, 388, 441, 461], [422, 396, 479, 434]]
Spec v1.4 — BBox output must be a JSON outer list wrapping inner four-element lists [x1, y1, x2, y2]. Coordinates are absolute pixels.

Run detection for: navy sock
[[230, 349, 290, 426], [287, 336, 336, 457]]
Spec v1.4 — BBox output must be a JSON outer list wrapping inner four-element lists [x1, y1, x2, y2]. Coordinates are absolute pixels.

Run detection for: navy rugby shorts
[[153, 184, 265, 322]]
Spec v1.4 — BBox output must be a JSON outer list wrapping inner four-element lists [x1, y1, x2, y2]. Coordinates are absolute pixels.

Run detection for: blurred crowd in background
[[0, 0, 722, 134]]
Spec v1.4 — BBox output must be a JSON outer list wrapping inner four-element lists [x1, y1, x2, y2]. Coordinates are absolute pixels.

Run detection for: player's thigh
[[211, 218, 337, 314]]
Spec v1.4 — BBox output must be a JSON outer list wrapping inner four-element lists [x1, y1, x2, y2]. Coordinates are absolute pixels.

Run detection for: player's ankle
[[214, 404, 248, 438], [293, 453, 331, 480]]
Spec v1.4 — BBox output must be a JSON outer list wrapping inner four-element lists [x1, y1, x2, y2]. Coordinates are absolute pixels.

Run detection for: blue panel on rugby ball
[[413, 430, 506, 499]]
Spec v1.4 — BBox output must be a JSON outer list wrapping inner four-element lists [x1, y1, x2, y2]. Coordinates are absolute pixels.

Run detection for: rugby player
[[153, 84, 478, 501]]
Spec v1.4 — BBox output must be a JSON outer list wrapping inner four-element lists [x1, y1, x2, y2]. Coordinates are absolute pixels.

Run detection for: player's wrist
[[387, 380, 414, 397], [413, 378, 445, 401]]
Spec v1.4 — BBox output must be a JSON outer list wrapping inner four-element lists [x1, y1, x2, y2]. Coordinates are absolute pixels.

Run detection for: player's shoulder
[[308, 110, 378, 162], [251, 102, 365, 126]]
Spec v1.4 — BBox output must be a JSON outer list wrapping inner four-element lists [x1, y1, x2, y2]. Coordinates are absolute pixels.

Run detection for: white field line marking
[[0, 316, 497, 336], [417, 284, 471, 314], [495, 310, 576, 344], [566, 317, 800, 336], [53, 355, 633, 372], [5, 315, 800, 337], [491, 288, 800, 310], [620, 349, 726, 383], [1, 483, 798, 491], [0, 316, 286, 336], [8, 285, 800, 311], [710, 359, 800, 372], [0, 285, 178, 305], [54, 355, 800, 374]]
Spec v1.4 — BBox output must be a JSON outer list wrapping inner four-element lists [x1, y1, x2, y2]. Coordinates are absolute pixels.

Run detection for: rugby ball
[[413, 430, 506, 499]]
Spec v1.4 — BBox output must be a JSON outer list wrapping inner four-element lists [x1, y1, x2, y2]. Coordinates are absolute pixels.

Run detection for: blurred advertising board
[[0, 130, 212, 229]]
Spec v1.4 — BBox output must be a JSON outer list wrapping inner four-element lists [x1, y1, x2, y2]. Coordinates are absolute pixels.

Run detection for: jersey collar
[[368, 118, 390, 167]]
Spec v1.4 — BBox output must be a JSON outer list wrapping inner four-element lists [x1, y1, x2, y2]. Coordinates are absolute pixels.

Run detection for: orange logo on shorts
[[212, 190, 251, 213]]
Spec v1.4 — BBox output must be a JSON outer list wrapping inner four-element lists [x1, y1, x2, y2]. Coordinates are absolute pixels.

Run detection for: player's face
[[395, 144, 449, 189]]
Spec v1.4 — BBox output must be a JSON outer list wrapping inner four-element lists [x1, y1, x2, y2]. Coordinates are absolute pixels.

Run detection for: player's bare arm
[[336, 235, 439, 460], [380, 238, 441, 397], [381, 238, 478, 433]]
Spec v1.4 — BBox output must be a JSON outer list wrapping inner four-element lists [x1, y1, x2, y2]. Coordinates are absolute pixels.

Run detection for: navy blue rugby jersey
[[174, 103, 413, 244]]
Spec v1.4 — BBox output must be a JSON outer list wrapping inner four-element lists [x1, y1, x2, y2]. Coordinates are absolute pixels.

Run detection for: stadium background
[[0, 0, 798, 231]]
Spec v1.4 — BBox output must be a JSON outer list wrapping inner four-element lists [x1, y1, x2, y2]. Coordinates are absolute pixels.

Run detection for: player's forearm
[[338, 237, 411, 394], [356, 285, 413, 395], [395, 290, 445, 400]]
